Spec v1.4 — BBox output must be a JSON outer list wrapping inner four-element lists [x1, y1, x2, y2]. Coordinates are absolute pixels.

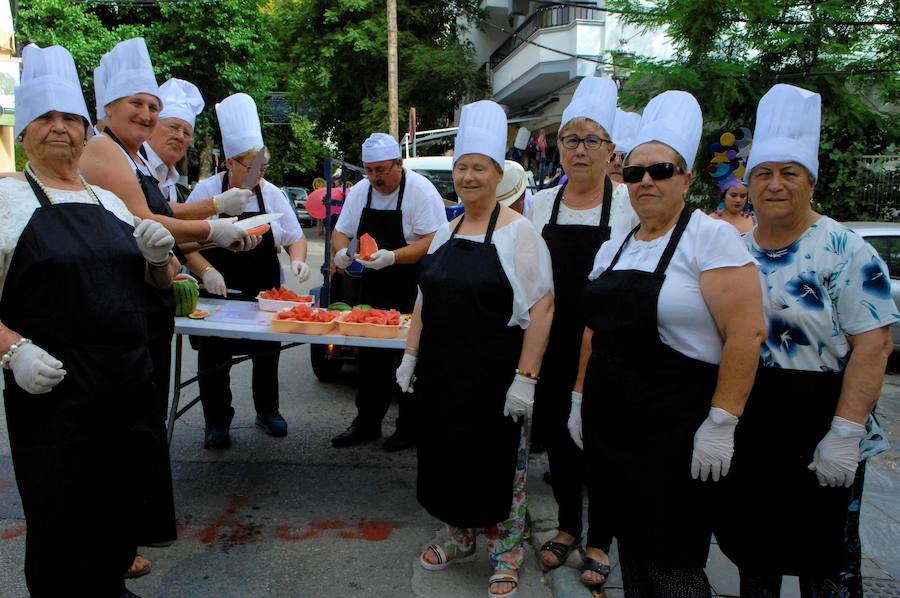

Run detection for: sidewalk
[[525, 373, 900, 598]]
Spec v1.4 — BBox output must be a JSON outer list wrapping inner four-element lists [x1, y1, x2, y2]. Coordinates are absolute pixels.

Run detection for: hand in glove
[[133, 217, 174, 265], [359, 249, 395, 270], [207, 217, 249, 249], [334, 247, 353, 270], [230, 234, 262, 252], [691, 407, 739, 481], [9, 343, 66, 394], [503, 374, 536, 422], [214, 188, 254, 216], [568, 391, 583, 450], [202, 267, 227, 297], [808, 416, 865, 487], [395, 353, 417, 393], [291, 260, 310, 283]]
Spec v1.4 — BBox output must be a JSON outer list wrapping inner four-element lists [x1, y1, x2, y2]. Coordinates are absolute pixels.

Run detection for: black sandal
[[580, 557, 611, 588], [539, 538, 579, 569]]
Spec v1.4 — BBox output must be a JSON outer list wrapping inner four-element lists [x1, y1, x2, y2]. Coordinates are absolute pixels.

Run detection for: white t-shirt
[[744, 216, 899, 371], [0, 177, 135, 298], [187, 173, 303, 248], [335, 168, 446, 244], [530, 183, 638, 239], [589, 209, 756, 364], [425, 216, 554, 329], [142, 142, 180, 203]]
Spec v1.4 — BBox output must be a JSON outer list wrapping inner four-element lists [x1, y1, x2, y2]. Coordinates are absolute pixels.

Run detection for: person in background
[[609, 109, 640, 187], [0, 44, 178, 597], [497, 160, 528, 215], [572, 90, 766, 596], [710, 178, 754, 234], [714, 84, 897, 598], [397, 99, 554, 598], [330, 133, 446, 452], [185, 93, 309, 449], [144, 78, 204, 204]]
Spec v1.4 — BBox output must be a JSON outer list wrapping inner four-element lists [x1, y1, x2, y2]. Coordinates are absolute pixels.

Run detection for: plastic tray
[[336, 319, 401, 339], [270, 311, 338, 335], [257, 295, 314, 312]]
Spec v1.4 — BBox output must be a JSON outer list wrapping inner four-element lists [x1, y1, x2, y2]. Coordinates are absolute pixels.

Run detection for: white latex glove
[[395, 353, 417, 393], [691, 407, 739, 482], [359, 249, 395, 270], [503, 374, 535, 422], [568, 391, 583, 450], [334, 247, 353, 269], [133, 217, 174, 265], [214, 188, 254, 216], [291, 260, 310, 282], [808, 416, 866, 488], [9, 343, 66, 395], [206, 217, 250, 249], [202, 268, 227, 297]]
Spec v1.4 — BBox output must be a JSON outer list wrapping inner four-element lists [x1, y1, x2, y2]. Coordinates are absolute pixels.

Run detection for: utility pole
[[387, 0, 399, 140]]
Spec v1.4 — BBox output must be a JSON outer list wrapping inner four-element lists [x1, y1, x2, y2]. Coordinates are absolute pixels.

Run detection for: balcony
[[488, 4, 605, 109]]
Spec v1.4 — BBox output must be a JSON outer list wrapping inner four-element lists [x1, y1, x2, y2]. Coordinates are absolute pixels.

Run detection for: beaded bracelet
[[1, 338, 32, 370], [515, 368, 539, 381]]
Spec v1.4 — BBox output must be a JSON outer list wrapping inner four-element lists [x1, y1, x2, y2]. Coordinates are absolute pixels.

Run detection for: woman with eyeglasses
[[570, 90, 766, 596], [184, 93, 309, 449], [527, 77, 637, 588]]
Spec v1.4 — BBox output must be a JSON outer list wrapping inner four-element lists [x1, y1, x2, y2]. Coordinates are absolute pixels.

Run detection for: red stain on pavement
[[0, 480, 14, 493], [312, 520, 344, 530], [337, 522, 398, 542], [0, 525, 26, 540], [194, 495, 258, 546], [276, 524, 319, 541]]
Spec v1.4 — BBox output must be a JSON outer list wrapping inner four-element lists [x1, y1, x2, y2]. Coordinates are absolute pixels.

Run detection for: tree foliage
[[610, 0, 899, 219]]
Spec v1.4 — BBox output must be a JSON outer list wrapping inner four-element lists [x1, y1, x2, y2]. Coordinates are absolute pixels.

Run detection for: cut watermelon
[[359, 233, 379, 260], [246, 223, 271, 236]]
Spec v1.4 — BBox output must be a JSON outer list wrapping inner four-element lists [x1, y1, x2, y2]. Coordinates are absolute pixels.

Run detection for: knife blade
[[347, 237, 359, 260], [242, 147, 267, 189]]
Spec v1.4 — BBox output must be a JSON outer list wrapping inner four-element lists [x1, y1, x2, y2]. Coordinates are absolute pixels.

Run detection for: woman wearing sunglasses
[[569, 90, 766, 596], [715, 85, 896, 597]]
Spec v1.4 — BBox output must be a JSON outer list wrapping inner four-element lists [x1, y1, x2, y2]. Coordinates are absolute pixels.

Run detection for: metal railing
[[488, 3, 604, 69]]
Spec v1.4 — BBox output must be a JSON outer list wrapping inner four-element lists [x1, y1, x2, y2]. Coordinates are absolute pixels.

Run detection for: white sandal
[[487, 570, 519, 598], [418, 542, 476, 571]]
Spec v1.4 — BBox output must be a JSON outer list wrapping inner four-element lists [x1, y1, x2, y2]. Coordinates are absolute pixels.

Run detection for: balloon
[[720, 132, 736, 146], [306, 186, 346, 220]]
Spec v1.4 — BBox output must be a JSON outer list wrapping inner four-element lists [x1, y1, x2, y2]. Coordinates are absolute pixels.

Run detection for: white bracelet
[[1, 337, 32, 370]]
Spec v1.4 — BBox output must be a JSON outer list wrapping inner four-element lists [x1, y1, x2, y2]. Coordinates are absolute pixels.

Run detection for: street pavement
[[0, 234, 898, 597]]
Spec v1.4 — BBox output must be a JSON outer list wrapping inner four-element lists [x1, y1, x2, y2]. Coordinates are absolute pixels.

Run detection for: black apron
[[535, 179, 612, 432], [198, 172, 281, 300], [580, 207, 719, 568], [715, 366, 850, 576], [415, 204, 524, 528], [1, 173, 173, 595], [355, 171, 418, 313]]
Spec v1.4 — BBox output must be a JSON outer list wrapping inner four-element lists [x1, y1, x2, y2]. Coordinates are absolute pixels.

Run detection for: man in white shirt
[[145, 78, 204, 203], [331, 133, 446, 451]]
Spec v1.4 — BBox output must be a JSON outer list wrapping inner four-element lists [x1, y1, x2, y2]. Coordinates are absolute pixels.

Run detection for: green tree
[[609, 0, 899, 219], [269, 0, 487, 165]]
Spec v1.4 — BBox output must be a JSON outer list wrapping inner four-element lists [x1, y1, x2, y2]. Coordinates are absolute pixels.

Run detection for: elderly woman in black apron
[[396, 100, 554, 598], [572, 91, 766, 597], [715, 84, 897, 597], [527, 76, 638, 584], [0, 44, 178, 597], [184, 93, 309, 449]]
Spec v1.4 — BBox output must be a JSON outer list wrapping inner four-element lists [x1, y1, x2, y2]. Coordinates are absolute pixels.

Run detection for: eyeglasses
[[560, 134, 611, 151], [621, 162, 685, 184], [364, 163, 397, 177], [165, 122, 194, 141], [610, 152, 625, 163], [236, 157, 269, 171]]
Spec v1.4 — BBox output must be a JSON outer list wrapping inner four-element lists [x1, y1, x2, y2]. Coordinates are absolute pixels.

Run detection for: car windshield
[[414, 169, 457, 203], [864, 235, 900, 278]]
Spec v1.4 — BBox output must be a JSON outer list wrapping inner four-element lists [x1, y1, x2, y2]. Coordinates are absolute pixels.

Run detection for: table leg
[[166, 334, 184, 446]]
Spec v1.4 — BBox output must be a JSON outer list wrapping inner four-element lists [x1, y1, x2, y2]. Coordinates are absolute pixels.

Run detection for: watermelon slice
[[359, 233, 379, 260], [246, 223, 271, 236]]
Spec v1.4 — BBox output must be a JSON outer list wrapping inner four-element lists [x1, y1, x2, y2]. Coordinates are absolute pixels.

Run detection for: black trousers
[[620, 549, 711, 598], [354, 347, 412, 432], [196, 337, 281, 428]]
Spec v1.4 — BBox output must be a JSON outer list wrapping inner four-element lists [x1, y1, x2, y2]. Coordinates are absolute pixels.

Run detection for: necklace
[[26, 162, 100, 205], [563, 186, 604, 210]]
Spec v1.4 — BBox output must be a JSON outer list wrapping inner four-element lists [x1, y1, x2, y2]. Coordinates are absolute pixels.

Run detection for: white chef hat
[[215, 93, 263, 158], [560, 76, 618, 137], [497, 160, 527, 207], [361, 132, 400, 163], [102, 37, 160, 108], [15, 44, 93, 139], [453, 99, 508, 172], [629, 90, 703, 171], [612, 109, 641, 154], [158, 78, 204, 128], [745, 84, 821, 182], [93, 63, 106, 121]]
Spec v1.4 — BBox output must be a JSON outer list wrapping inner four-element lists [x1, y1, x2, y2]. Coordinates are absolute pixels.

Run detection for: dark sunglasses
[[610, 152, 626, 163], [622, 162, 684, 184]]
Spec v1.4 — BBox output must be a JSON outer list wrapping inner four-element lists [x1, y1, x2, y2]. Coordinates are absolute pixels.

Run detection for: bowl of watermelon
[[270, 304, 341, 334], [257, 287, 315, 312], [337, 307, 402, 338]]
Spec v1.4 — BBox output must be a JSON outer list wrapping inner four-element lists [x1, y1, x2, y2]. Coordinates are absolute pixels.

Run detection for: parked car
[[844, 221, 900, 351], [281, 186, 313, 227]]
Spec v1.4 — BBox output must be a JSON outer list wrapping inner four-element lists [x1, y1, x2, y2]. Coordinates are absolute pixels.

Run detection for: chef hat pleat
[[560, 76, 618, 136], [159, 78, 204, 128], [745, 84, 821, 182], [15, 43, 92, 139], [629, 90, 703, 171], [102, 38, 160, 108]]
